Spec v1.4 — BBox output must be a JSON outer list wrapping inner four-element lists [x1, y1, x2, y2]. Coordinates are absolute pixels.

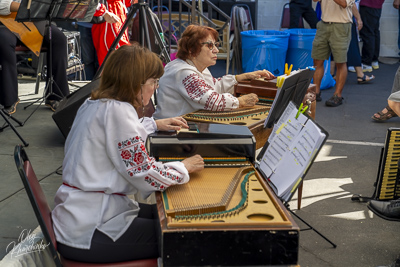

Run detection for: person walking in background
[[358, 0, 385, 72], [311, 0, 354, 107], [289, 0, 318, 29], [347, 3, 375, 84]]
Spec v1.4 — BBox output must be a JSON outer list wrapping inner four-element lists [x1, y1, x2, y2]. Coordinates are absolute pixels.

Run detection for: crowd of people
[[2, 0, 400, 263]]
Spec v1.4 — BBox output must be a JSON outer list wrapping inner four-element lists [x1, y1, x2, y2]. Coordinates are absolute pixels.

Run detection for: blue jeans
[[78, 25, 98, 80]]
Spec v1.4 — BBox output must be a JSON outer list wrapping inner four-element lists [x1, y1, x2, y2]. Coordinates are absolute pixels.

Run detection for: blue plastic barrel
[[241, 30, 289, 76], [285, 28, 316, 70]]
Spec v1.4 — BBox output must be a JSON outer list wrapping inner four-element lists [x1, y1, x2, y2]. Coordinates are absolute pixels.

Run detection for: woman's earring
[[140, 86, 145, 122]]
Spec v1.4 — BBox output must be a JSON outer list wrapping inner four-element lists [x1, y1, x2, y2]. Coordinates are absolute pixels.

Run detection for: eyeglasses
[[201, 41, 220, 50], [142, 78, 159, 88]]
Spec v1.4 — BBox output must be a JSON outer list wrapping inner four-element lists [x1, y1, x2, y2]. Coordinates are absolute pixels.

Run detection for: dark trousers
[[57, 203, 160, 263], [0, 24, 69, 107], [347, 17, 362, 68], [359, 6, 382, 65], [289, 2, 318, 29]]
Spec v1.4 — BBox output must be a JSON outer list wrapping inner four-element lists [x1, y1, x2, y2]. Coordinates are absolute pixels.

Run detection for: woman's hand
[[103, 11, 121, 23], [182, 155, 204, 173], [155, 117, 189, 131], [238, 93, 259, 108], [236, 69, 275, 82]]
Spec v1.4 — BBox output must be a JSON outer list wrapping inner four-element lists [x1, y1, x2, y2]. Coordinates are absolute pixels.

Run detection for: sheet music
[[259, 103, 326, 198], [260, 102, 307, 177], [268, 101, 298, 142]]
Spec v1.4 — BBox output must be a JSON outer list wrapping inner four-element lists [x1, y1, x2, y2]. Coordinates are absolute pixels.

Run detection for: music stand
[[257, 100, 336, 248], [15, 0, 96, 123]]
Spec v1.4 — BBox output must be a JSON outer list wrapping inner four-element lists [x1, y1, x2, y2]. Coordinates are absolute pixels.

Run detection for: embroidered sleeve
[[182, 73, 239, 111], [106, 101, 189, 198], [117, 136, 188, 196]]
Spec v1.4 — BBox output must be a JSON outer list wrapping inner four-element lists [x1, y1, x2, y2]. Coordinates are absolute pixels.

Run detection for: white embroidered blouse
[[52, 98, 189, 249], [153, 59, 239, 119]]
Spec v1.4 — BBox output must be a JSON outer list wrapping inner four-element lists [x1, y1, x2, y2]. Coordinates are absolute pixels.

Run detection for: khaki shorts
[[311, 21, 352, 63]]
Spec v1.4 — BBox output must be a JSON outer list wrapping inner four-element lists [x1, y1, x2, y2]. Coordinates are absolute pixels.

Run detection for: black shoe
[[45, 99, 60, 112], [3, 98, 20, 115], [325, 94, 343, 107], [368, 199, 400, 221], [316, 92, 322, 102]]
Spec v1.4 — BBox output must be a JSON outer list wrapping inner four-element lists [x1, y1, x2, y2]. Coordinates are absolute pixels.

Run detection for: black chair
[[14, 144, 158, 267]]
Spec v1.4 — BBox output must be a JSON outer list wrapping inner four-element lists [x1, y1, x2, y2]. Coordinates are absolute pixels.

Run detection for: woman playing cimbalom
[[52, 44, 204, 263], [153, 24, 275, 120]]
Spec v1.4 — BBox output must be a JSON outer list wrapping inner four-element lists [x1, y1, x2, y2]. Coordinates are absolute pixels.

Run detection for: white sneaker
[[362, 64, 373, 72], [348, 66, 355, 72], [372, 61, 379, 69]]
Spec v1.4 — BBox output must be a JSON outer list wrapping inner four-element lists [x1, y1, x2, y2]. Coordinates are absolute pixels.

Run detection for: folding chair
[[14, 144, 158, 267]]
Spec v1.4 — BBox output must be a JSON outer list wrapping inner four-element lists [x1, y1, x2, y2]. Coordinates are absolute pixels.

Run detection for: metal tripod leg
[[23, 22, 64, 125], [288, 208, 337, 248], [0, 109, 29, 147]]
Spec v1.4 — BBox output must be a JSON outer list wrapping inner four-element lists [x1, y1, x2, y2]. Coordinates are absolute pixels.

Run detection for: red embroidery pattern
[[118, 136, 184, 189], [183, 73, 228, 111], [183, 73, 211, 101], [212, 76, 223, 83]]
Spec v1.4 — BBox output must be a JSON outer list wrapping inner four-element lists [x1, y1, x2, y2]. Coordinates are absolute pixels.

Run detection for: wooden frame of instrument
[[156, 165, 300, 266]]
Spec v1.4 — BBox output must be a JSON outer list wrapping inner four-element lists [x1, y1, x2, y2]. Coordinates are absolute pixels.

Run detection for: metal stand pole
[[23, 3, 64, 123], [287, 205, 337, 248]]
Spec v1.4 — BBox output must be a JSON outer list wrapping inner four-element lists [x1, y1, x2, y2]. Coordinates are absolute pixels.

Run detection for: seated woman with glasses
[[153, 24, 275, 120], [52, 44, 204, 263]]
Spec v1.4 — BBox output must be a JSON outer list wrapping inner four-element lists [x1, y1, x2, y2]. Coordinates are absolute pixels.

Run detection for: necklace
[[186, 59, 196, 68]]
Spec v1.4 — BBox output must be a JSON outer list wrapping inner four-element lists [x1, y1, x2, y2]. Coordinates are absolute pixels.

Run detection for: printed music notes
[[258, 101, 328, 201]]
